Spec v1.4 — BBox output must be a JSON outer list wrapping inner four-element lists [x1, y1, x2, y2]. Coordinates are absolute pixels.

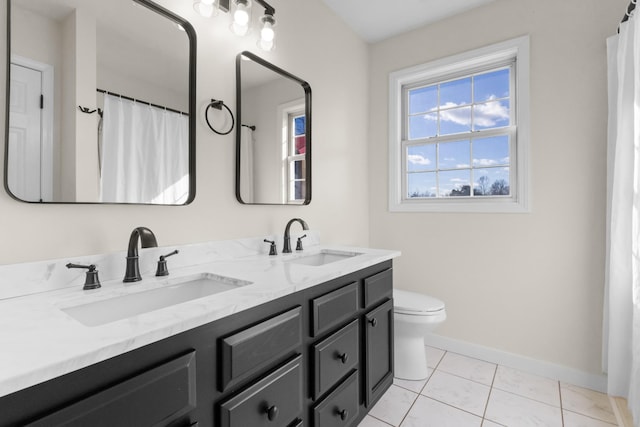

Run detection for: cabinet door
[[26, 351, 197, 427], [219, 356, 303, 427], [364, 299, 394, 407]]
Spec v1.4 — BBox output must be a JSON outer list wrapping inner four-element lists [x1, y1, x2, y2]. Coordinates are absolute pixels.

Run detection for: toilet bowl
[[393, 288, 446, 380]]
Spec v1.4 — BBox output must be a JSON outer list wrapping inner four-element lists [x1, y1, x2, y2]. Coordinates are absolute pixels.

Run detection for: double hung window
[[389, 37, 530, 212]]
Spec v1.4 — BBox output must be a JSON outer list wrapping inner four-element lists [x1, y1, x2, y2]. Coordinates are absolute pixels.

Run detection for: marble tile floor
[[359, 346, 625, 427]]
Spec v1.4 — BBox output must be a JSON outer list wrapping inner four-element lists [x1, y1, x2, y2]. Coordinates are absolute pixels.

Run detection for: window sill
[[389, 197, 531, 213]]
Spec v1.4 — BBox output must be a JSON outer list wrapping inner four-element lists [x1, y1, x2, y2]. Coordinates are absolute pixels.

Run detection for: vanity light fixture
[[193, 0, 277, 51]]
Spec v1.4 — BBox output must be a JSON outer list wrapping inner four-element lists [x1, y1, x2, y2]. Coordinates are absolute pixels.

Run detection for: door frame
[[10, 54, 54, 201]]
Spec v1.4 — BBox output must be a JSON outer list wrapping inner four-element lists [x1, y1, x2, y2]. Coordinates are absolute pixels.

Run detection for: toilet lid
[[394, 288, 445, 315]]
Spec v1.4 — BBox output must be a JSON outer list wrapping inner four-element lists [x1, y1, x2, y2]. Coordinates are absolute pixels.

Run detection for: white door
[[8, 63, 43, 202]]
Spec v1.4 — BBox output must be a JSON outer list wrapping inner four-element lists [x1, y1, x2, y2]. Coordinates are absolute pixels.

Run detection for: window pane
[[473, 135, 509, 168], [294, 181, 305, 200], [409, 86, 437, 114], [407, 144, 436, 172], [292, 159, 305, 180], [408, 172, 436, 198], [473, 100, 510, 130], [294, 116, 305, 136], [294, 135, 306, 155], [474, 68, 510, 102], [474, 167, 510, 196], [409, 113, 437, 139], [440, 106, 471, 135], [439, 140, 470, 169], [439, 169, 471, 197], [440, 77, 471, 107]]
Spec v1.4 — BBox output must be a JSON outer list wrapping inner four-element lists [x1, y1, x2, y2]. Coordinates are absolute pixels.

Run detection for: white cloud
[[474, 98, 509, 127], [407, 154, 431, 166], [473, 158, 498, 167], [422, 96, 509, 129], [439, 103, 470, 126]]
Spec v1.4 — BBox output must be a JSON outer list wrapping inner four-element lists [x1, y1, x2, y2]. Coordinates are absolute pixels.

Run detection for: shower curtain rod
[[620, 0, 636, 26], [97, 89, 188, 116]]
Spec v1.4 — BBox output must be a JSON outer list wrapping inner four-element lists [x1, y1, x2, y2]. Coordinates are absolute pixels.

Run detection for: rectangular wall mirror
[[236, 51, 311, 205], [5, 0, 196, 204]]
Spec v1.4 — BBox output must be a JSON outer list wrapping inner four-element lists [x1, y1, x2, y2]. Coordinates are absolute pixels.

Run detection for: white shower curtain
[[100, 94, 189, 204], [605, 11, 640, 424], [239, 126, 255, 203]]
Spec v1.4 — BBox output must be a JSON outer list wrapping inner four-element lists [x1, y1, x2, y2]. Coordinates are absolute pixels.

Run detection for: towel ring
[[205, 99, 234, 135]]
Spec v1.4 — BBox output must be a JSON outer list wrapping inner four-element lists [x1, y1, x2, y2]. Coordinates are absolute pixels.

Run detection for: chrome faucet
[[124, 226, 158, 282], [282, 218, 309, 253]]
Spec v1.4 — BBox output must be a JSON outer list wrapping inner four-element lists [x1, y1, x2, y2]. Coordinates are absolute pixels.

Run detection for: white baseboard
[[425, 333, 608, 393]]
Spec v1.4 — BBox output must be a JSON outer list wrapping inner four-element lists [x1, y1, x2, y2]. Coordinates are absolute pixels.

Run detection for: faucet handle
[[264, 239, 278, 256], [66, 263, 101, 290], [296, 234, 307, 251], [156, 250, 179, 277]]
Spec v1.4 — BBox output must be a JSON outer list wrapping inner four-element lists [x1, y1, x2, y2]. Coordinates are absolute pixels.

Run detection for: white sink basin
[[61, 273, 251, 327], [288, 250, 362, 267]]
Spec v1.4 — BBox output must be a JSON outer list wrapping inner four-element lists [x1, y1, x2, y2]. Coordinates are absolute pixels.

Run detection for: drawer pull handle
[[337, 352, 349, 364], [335, 408, 348, 421], [265, 405, 279, 421], [368, 318, 378, 327]]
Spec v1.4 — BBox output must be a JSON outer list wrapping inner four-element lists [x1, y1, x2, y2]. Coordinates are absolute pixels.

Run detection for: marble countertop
[[0, 241, 399, 398]]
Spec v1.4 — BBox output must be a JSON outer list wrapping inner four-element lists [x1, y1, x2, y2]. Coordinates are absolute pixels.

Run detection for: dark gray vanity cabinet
[[0, 260, 393, 427]]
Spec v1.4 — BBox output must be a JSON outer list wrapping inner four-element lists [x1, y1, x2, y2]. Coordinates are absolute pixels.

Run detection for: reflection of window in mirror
[[279, 100, 306, 203]]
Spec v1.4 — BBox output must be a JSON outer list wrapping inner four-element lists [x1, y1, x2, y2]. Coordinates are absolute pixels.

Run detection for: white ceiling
[[321, 0, 497, 43]]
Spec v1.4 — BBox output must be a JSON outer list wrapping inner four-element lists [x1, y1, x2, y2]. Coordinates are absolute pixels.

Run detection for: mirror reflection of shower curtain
[[99, 94, 189, 204], [240, 126, 255, 203]]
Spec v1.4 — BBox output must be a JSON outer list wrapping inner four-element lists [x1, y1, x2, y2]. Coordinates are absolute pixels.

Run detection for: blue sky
[[406, 68, 511, 197]]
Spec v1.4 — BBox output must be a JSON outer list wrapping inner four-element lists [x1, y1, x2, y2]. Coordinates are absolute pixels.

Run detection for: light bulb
[[261, 22, 274, 42], [234, 7, 249, 26]]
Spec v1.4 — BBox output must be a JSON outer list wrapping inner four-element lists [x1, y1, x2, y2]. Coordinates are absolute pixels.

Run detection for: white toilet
[[393, 288, 446, 380]]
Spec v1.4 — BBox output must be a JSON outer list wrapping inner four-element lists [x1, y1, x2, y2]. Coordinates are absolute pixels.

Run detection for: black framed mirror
[[5, 0, 196, 204], [236, 51, 311, 205]]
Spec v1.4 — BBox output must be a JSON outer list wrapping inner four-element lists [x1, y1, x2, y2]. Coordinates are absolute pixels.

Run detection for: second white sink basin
[[288, 250, 362, 267], [61, 273, 251, 327]]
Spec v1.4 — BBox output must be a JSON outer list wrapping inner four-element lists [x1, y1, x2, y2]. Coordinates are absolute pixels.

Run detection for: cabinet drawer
[[220, 306, 302, 391], [363, 268, 392, 308], [311, 282, 359, 337], [313, 371, 359, 427], [312, 320, 359, 399], [220, 356, 303, 427], [27, 351, 197, 427]]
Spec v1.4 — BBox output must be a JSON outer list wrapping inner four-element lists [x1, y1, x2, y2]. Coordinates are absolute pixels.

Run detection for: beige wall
[[368, 0, 625, 375], [0, 0, 370, 262]]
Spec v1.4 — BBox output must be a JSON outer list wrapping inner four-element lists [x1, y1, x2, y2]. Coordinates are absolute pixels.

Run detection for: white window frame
[[277, 98, 306, 204], [388, 36, 531, 213]]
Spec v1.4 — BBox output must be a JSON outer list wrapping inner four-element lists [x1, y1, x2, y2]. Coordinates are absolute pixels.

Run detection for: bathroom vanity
[[0, 237, 398, 427]]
